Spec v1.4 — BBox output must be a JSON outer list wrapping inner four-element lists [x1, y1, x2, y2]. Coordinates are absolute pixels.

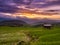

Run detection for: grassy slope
[[0, 26, 60, 45]]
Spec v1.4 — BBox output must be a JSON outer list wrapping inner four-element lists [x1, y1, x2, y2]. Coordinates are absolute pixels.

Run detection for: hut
[[43, 24, 52, 29]]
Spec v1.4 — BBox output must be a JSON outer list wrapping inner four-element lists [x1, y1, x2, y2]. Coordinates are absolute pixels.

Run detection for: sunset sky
[[0, 0, 60, 22]]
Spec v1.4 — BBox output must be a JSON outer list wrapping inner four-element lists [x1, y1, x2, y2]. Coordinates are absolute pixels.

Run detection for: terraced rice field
[[0, 26, 60, 45]]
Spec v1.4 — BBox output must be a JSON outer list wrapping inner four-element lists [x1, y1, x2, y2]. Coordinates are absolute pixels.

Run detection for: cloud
[[45, 0, 60, 5], [30, 0, 60, 8], [0, 12, 15, 18], [33, 2, 46, 5], [0, 0, 20, 13], [0, 5, 19, 13], [45, 0, 59, 2], [0, 0, 60, 19], [13, 0, 33, 5], [45, 0, 60, 4], [0, 0, 33, 14], [37, 5, 60, 14], [42, 5, 60, 10]]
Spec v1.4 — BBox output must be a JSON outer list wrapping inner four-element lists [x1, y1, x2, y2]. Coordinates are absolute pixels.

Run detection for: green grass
[[0, 26, 60, 45]]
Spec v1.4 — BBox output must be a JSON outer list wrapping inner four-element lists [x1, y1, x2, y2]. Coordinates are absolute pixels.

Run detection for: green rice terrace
[[0, 26, 60, 45]]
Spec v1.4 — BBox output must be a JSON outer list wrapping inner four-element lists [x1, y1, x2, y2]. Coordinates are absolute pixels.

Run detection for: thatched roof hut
[[43, 24, 52, 29]]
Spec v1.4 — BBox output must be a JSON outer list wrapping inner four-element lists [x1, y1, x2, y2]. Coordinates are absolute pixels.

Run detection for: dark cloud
[[0, 0, 19, 13], [0, 5, 19, 13], [0, 0, 33, 13], [13, 0, 33, 5], [0, 0, 60, 13], [28, 0, 60, 8], [40, 0, 60, 8]]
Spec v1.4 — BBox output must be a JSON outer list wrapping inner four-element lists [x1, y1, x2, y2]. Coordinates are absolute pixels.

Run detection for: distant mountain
[[30, 18, 60, 26], [0, 17, 60, 26], [0, 20, 27, 26], [0, 17, 16, 22]]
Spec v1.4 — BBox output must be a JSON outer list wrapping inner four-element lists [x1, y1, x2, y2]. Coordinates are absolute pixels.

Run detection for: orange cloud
[[13, 12, 60, 20]]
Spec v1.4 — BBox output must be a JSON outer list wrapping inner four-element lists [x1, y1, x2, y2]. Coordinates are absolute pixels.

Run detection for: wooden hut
[[43, 24, 52, 29]]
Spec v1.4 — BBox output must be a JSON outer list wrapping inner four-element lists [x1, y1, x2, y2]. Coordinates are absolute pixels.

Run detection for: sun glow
[[14, 13, 38, 18], [13, 12, 60, 20]]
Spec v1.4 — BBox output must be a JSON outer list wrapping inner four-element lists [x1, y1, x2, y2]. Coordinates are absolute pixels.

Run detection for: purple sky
[[0, 0, 60, 13], [0, 0, 60, 21]]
